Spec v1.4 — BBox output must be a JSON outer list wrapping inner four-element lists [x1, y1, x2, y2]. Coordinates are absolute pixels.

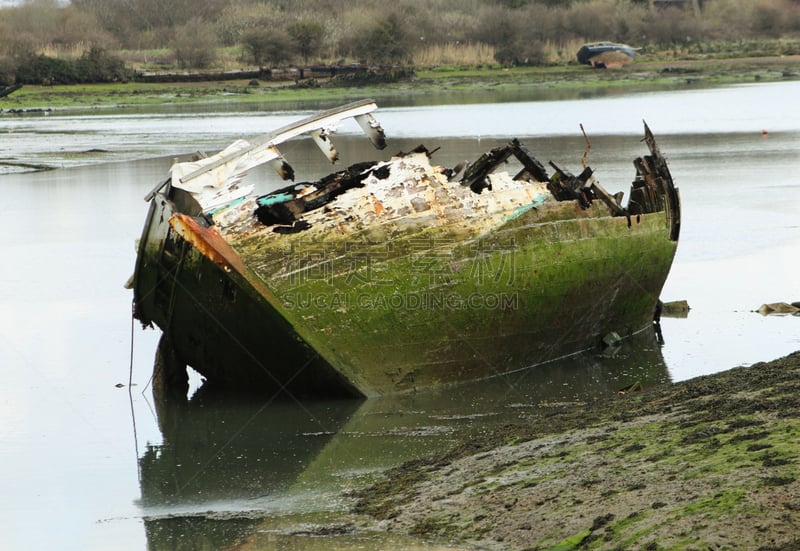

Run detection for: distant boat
[[577, 42, 637, 68], [129, 99, 680, 398]]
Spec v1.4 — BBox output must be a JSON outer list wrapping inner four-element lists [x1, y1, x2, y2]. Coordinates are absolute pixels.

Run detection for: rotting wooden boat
[[130, 99, 680, 398]]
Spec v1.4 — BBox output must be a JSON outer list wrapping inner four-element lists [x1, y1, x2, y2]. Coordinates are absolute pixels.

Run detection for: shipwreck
[[130, 99, 680, 398]]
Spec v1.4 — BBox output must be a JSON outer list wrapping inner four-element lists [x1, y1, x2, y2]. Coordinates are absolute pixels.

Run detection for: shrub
[[75, 46, 130, 81], [473, 8, 551, 65], [287, 21, 324, 64], [642, 7, 705, 46], [241, 27, 294, 67], [0, 56, 16, 86], [343, 12, 413, 64], [751, 0, 790, 37], [173, 18, 218, 69], [15, 54, 77, 84], [14, 47, 130, 84]]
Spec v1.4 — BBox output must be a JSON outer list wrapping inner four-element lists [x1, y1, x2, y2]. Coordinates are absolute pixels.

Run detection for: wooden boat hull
[[130, 101, 680, 397], [227, 201, 676, 396], [133, 195, 362, 397], [134, 189, 676, 398]]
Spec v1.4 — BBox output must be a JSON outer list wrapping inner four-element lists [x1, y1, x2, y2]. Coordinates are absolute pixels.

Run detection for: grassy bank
[[2, 55, 799, 112], [351, 350, 800, 549]]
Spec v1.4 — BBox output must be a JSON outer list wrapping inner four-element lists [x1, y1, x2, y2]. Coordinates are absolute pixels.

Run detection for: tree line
[[1, 0, 799, 85]]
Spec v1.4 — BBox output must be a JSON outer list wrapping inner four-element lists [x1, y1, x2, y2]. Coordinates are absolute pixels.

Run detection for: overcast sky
[[0, 0, 67, 6]]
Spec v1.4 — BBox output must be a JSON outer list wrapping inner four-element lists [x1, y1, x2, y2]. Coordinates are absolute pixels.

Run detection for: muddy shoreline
[[3, 55, 799, 112], [351, 349, 800, 550]]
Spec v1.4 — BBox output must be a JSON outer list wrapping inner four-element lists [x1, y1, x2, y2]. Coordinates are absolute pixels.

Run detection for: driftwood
[[0, 84, 22, 99]]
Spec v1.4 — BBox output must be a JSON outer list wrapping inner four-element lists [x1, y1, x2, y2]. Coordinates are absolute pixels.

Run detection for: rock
[[602, 331, 622, 348], [660, 300, 690, 318], [757, 302, 800, 316]]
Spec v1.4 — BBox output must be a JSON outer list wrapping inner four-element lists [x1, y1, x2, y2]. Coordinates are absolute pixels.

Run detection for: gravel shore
[[352, 350, 800, 550]]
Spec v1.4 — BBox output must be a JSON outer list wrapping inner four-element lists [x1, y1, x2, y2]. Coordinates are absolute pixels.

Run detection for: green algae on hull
[[228, 197, 676, 396], [130, 100, 680, 397]]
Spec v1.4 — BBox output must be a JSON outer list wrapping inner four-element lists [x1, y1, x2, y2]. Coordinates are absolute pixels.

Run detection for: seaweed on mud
[[351, 351, 800, 549], [728, 430, 769, 443], [762, 476, 796, 487], [728, 417, 767, 429], [761, 452, 792, 468]]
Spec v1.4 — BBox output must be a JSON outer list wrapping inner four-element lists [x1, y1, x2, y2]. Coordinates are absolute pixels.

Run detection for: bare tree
[[288, 20, 324, 64]]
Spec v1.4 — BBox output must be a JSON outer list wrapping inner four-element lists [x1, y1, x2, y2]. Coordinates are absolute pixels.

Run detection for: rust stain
[[169, 213, 240, 273], [169, 213, 285, 310], [371, 194, 385, 216]]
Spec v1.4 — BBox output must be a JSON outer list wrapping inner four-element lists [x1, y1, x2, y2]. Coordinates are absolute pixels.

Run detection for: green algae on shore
[[3, 55, 799, 112], [351, 350, 800, 550]]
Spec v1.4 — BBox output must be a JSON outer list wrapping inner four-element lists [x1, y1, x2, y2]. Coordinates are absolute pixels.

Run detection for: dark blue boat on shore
[[577, 42, 636, 67]]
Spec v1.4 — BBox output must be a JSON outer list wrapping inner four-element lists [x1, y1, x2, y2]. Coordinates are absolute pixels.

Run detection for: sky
[[0, 0, 68, 6]]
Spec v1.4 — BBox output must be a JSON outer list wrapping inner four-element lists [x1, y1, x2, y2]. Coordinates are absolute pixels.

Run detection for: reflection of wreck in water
[[138, 388, 359, 547], [130, 99, 680, 398], [139, 328, 670, 550]]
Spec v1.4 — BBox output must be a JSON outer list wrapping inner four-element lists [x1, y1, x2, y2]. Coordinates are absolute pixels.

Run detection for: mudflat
[[352, 348, 800, 550], [3, 55, 799, 111]]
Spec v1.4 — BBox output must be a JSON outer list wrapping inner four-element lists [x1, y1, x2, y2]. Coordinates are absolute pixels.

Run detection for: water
[[0, 81, 798, 550]]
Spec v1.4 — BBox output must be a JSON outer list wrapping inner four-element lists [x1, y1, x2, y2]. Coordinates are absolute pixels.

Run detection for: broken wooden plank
[[0, 84, 22, 99], [590, 181, 626, 216]]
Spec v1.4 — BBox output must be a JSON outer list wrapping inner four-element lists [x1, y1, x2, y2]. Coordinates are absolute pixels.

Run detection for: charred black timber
[[642, 122, 680, 240], [135, 70, 265, 83], [631, 157, 665, 214], [255, 160, 379, 227], [510, 140, 551, 183], [460, 139, 550, 194], [547, 161, 595, 209]]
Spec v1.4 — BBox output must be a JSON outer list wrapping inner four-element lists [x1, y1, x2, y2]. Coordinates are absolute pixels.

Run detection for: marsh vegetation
[[1, 0, 800, 86]]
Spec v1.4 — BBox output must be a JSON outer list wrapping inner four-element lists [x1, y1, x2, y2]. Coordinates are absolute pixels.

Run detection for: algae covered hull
[[131, 100, 680, 397]]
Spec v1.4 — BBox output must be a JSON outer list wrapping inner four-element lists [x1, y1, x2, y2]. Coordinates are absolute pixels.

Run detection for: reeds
[[37, 42, 90, 59], [412, 39, 587, 67], [412, 42, 495, 67]]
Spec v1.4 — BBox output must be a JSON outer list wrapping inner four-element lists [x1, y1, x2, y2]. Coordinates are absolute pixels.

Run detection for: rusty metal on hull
[[130, 100, 680, 397]]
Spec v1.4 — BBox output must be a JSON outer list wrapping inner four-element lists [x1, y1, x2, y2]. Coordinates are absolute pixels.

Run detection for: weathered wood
[[131, 107, 681, 397], [461, 139, 550, 193], [0, 84, 22, 98], [460, 143, 515, 193], [590, 181, 626, 216], [548, 161, 594, 208], [512, 140, 550, 183]]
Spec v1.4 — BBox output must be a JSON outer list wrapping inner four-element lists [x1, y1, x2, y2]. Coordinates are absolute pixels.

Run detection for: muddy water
[[0, 81, 798, 550]]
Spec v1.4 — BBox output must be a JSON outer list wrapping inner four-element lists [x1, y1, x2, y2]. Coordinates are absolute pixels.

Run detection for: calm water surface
[[0, 81, 798, 550]]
